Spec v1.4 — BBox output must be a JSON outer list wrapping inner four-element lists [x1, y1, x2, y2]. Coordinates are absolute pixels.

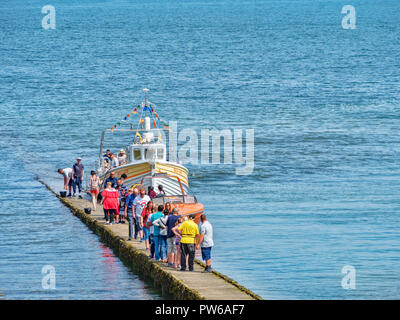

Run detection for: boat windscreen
[[164, 195, 197, 204], [183, 195, 196, 204]]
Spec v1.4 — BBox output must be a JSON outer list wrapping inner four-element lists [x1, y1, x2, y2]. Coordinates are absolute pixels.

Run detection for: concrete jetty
[[38, 179, 262, 300]]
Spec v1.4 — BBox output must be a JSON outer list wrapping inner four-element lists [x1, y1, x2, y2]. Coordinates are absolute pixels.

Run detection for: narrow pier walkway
[[39, 180, 261, 300]]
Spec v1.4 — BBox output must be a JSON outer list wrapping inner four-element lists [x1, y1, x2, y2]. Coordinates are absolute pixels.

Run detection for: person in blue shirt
[[103, 171, 118, 188], [124, 187, 138, 240], [147, 205, 164, 261], [166, 208, 180, 267]]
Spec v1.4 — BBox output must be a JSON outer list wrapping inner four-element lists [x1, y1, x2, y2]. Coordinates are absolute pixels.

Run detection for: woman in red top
[[100, 182, 119, 225], [141, 200, 154, 251], [148, 186, 157, 199]]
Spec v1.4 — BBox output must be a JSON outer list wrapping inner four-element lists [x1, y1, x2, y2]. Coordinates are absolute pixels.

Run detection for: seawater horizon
[[1, 0, 400, 299]]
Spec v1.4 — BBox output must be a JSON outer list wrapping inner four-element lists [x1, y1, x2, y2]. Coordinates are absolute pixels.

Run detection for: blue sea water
[[1, 0, 400, 299]]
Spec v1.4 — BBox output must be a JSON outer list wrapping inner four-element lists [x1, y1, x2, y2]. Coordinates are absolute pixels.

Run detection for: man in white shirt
[[118, 149, 127, 166], [133, 187, 150, 240], [196, 214, 214, 273], [110, 153, 119, 168], [58, 168, 73, 196]]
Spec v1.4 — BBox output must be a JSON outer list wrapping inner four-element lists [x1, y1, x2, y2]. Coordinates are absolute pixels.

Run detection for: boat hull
[[99, 161, 189, 195]]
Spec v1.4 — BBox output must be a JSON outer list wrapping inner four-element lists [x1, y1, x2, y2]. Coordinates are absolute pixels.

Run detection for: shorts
[[90, 189, 99, 195], [201, 247, 212, 261], [142, 227, 150, 240], [167, 237, 177, 254]]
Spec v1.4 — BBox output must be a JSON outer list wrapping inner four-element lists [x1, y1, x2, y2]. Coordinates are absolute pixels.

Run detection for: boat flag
[[111, 127, 114, 132], [114, 124, 117, 129], [139, 118, 144, 124], [136, 131, 143, 143], [153, 119, 156, 127]]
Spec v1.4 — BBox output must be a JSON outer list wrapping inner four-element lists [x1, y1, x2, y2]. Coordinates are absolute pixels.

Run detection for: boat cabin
[[127, 143, 166, 163]]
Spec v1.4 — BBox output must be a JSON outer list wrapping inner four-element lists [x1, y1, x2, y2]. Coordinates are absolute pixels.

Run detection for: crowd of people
[[100, 181, 214, 272], [58, 156, 214, 273], [103, 149, 127, 169]]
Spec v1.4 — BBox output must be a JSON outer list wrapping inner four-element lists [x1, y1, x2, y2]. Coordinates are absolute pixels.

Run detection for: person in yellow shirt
[[175, 215, 199, 271]]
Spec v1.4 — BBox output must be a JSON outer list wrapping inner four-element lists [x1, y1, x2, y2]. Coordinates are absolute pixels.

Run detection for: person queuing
[[147, 186, 157, 199], [172, 214, 199, 272], [152, 209, 168, 262], [116, 178, 128, 224], [141, 200, 154, 252], [125, 187, 138, 240], [104, 149, 112, 164], [72, 157, 84, 198], [196, 214, 214, 273], [172, 216, 187, 270], [163, 202, 172, 215], [109, 153, 119, 168], [157, 185, 166, 196], [104, 171, 118, 188], [133, 186, 150, 241], [100, 182, 119, 225], [118, 149, 127, 166], [57, 167, 73, 197], [88, 170, 101, 211], [166, 208, 180, 268], [174, 217, 185, 269], [147, 209, 155, 259], [147, 205, 164, 261]]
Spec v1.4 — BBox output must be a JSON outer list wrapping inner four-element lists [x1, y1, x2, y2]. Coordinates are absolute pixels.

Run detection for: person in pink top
[[148, 186, 157, 199], [100, 182, 119, 225]]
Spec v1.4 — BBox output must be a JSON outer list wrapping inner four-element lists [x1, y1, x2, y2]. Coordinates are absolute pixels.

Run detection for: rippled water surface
[[1, 0, 400, 299]]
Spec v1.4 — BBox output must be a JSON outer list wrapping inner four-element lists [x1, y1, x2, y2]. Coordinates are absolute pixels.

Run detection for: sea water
[[0, 0, 399, 299]]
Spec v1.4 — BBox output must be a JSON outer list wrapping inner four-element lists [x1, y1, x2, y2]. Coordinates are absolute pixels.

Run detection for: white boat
[[96, 88, 190, 196]]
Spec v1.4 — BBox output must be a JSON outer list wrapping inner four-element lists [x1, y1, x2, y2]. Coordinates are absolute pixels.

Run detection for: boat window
[[157, 148, 164, 159], [164, 195, 184, 203], [133, 149, 141, 160], [144, 148, 155, 160], [183, 195, 196, 204]]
